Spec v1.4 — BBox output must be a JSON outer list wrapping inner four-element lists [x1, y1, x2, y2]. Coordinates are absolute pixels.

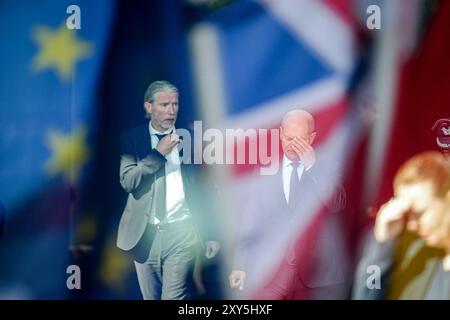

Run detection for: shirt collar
[[283, 154, 305, 168], [148, 121, 174, 136]]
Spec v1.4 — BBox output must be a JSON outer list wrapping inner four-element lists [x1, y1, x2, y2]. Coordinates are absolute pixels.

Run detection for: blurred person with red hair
[[353, 151, 450, 299]]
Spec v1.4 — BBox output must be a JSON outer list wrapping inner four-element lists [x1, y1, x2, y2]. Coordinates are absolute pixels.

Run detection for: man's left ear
[[309, 132, 317, 145]]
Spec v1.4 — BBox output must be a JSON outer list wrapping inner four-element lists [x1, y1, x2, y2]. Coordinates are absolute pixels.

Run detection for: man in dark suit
[[117, 80, 220, 300], [229, 109, 347, 299]]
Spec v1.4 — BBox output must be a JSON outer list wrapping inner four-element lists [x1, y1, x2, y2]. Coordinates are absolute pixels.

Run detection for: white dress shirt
[[148, 122, 191, 224], [282, 155, 312, 203]]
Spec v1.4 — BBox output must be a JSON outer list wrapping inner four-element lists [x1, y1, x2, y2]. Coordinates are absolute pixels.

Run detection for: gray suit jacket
[[116, 124, 217, 253], [117, 125, 167, 251], [234, 159, 349, 298]]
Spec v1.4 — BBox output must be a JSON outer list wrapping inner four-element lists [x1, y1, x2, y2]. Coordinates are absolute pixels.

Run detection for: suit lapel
[[134, 124, 152, 159]]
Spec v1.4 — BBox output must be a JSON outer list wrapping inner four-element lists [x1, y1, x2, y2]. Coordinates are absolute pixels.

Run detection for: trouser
[[253, 259, 300, 300], [134, 220, 199, 300]]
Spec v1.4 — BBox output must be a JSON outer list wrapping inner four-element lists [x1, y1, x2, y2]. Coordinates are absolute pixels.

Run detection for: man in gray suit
[[117, 80, 220, 300]]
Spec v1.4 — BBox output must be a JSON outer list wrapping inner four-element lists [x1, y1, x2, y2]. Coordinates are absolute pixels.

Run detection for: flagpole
[[189, 22, 236, 298], [362, 0, 415, 208]]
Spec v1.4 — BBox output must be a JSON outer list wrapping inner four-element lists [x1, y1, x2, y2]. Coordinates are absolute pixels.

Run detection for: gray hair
[[143, 80, 178, 119]]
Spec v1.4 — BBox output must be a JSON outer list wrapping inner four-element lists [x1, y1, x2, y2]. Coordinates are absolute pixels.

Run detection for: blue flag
[[0, 0, 115, 298]]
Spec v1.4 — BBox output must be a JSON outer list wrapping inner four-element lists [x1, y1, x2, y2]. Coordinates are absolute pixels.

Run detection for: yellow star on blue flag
[[45, 125, 90, 183], [31, 23, 93, 82]]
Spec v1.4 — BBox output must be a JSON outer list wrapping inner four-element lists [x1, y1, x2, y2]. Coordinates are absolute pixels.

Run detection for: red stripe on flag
[[320, 0, 357, 30], [376, 0, 450, 206]]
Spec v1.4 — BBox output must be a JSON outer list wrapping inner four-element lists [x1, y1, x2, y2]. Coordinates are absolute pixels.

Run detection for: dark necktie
[[154, 133, 167, 222], [286, 161, 300, 264], [155, 133, 168, 141], [288, 161, 300, 208], [155, 132, 184, 158]]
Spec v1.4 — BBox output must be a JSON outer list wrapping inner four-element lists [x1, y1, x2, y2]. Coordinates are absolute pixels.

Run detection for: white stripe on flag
[[225, 75, 348, 129], [260, 0, 354, 73]]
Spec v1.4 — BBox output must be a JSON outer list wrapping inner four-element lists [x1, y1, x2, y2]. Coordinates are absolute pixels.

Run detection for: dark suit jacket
[[352, 230, 450, 300], [234, 158, 348, 298], [117, 124, 217, 262]]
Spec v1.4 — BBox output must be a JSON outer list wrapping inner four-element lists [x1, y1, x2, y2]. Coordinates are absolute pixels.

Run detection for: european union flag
[[0, 0, 115, 298]]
